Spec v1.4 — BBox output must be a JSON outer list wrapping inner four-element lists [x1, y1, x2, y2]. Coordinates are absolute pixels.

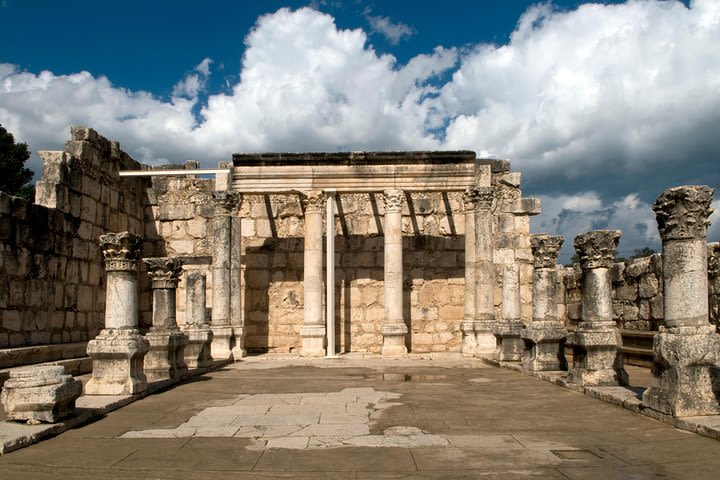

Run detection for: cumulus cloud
[[364, 8, 415, 45], [1, 1, 719, 254]]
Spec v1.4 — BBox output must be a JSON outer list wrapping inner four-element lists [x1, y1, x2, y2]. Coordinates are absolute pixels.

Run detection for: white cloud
[[1, 2, 720, 255], [364, 8, 414, 45]]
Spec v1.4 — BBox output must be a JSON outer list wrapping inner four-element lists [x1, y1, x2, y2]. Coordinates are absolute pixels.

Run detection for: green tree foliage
[[0, 124, 34, 201]]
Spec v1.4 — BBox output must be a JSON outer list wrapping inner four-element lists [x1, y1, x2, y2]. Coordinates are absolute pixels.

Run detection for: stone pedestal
[[85, 232, 149, 396], [494, 264, 524, 362], [143, 257, 188, 382], [184, 272, 214, 369], [1, 365, 82, 423], [211, 191, 241, 360], [567, 230, 628, 386], [474, 187, 497, 354], [461, 187, 478, 356], [643, 185, 720, 416], [301, 191, 326, 357], [382, 190, 408, 357], [521, 234, 568, 372]]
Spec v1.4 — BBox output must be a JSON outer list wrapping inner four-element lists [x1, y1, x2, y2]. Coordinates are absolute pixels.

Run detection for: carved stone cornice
[[475, 186, 494, 211], [212, 191, 241, 215], [99, 232, 142, 272], [301, 190, 325, 214], [383, 190, 404, 213], [574, 230, 621, 270], [143, 257, 184, 289], [530, 234, 564, 269], [653, 185, 714, 241], [463, 187, 480, 212]]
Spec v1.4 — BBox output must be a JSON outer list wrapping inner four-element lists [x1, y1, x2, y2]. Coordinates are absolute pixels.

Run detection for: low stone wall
[[559, 243, 720, 331]]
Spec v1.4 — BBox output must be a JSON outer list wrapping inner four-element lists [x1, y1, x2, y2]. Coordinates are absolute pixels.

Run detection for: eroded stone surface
[[1, 365, 82, 423], [120, 387, 448, 449]]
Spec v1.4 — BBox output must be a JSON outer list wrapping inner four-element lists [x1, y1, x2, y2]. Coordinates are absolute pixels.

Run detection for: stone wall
[[0, 127, 149, 357], [559, 243, 720, 330]]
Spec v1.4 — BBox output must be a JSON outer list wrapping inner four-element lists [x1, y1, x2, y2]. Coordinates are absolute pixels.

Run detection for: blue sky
[[0, 0, 717, 262]]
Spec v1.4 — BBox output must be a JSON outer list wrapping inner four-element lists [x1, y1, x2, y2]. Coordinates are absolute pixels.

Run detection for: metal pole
[[326, 190, 336, 357]]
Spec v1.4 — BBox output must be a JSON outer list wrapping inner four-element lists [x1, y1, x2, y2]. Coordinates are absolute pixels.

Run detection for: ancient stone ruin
[[1, 126, 720, 431]]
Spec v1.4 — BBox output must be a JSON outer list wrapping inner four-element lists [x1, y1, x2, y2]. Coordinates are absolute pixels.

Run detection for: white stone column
[[474, 186, 497, 354], [184, 272, 214, 368], [210, 191, 240, 360], [382, 189, 408, 356], [461, 187, 478, 355], [143, 257, 188, 382], [643, 185, 720, 416], [566, 230, 628, 386], [493, 263, 525, 361], [521, 234, 568, 372], [85, 232, 149, 396], [230, 213, 245, 359], [301, 190, 326, 357]]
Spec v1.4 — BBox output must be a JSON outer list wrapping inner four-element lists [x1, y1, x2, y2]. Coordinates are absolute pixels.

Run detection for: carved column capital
[[574, 230, 621, 270], [463, 187, 479, 212], [383, 190, 404, 213], [708, 243, 720, 278], [212, 191, 242, 215], [653, 185, 714, 241], [99, 231, 142, 272], [143, 257, 184, 289], [301, 190, 326, 214], [530, 234, 564, 269], [475, 186, 494, 211]]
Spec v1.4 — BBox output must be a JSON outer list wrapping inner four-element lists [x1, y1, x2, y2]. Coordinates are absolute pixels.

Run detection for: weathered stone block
[[1, 365, 82, 423]]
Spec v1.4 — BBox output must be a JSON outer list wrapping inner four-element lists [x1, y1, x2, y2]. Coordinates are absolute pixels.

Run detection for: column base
[[520, 322, 568, 372], [84, 328, 149, 396], [493, 321, 525, 362], [474, 320, 497, 355], [184, 326, 214, 369], [460, 321, 477, 356], [566, 328, 627, 386], [381, 323, 408, 357], [642, 327, 720, 417], [210, 325, 234, 360], [300, 325, 326, 357], [231, 326, 247, 360], [144, 329, 189, 382], [1, 366, 83, 423]]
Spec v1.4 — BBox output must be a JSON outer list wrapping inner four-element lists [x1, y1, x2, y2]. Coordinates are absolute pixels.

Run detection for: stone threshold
[[480, 356, 720, 442], [0, 359, 231, 455]]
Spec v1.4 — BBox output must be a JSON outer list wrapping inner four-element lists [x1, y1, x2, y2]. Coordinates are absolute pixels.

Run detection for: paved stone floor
[[2, 355, 720, 479]]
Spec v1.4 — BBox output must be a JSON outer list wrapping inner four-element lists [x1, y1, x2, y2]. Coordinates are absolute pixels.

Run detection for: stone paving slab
[[1, 354, 720, 478]]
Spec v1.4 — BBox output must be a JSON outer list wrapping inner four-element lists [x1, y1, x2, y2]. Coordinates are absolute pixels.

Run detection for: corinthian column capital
[[574, 230, 621, 270], [99, 231, 142, 272], [653, 185, 714, 241], [530, 234, 564, 269], [383, 190, 404, 213], [301, 190, 326, 214], [143, 257, 184, 289], [212, 191, 242, 215]]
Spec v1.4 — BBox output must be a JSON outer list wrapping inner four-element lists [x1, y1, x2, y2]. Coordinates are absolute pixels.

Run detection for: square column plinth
[[85, 329, 149, 395], [144, 330, 189, 382]]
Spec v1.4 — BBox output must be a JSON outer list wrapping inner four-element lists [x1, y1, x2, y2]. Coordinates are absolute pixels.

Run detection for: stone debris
[[1, 365, 81, 423]]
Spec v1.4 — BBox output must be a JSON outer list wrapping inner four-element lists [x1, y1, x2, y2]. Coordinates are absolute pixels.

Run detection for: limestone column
[[211, 191, 240, 360], [494, 263, 524, 361], [474, 186, 496, 354], [143, 257, 188, 381], [382, 189, 408, 356], [85, 232, 149, 395], [230, 214, 246, 359], [521, 234, 568, 372], [643, 185, 720, 416], [300, 190, 326, 357], [461, 187, 478, 355], [184, 272, 214, 368], [566, 230, 628, 386], [709, 244, 720, 328]]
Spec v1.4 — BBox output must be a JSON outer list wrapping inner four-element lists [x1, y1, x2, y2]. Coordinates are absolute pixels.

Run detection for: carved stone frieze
[[530, 234, 564, 269], [574, 230, 621, 270], [143, 257, 184, 289], [653, 185, 714, 241], [383, 189, 404, 213], [99, 231, 142, 272]]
